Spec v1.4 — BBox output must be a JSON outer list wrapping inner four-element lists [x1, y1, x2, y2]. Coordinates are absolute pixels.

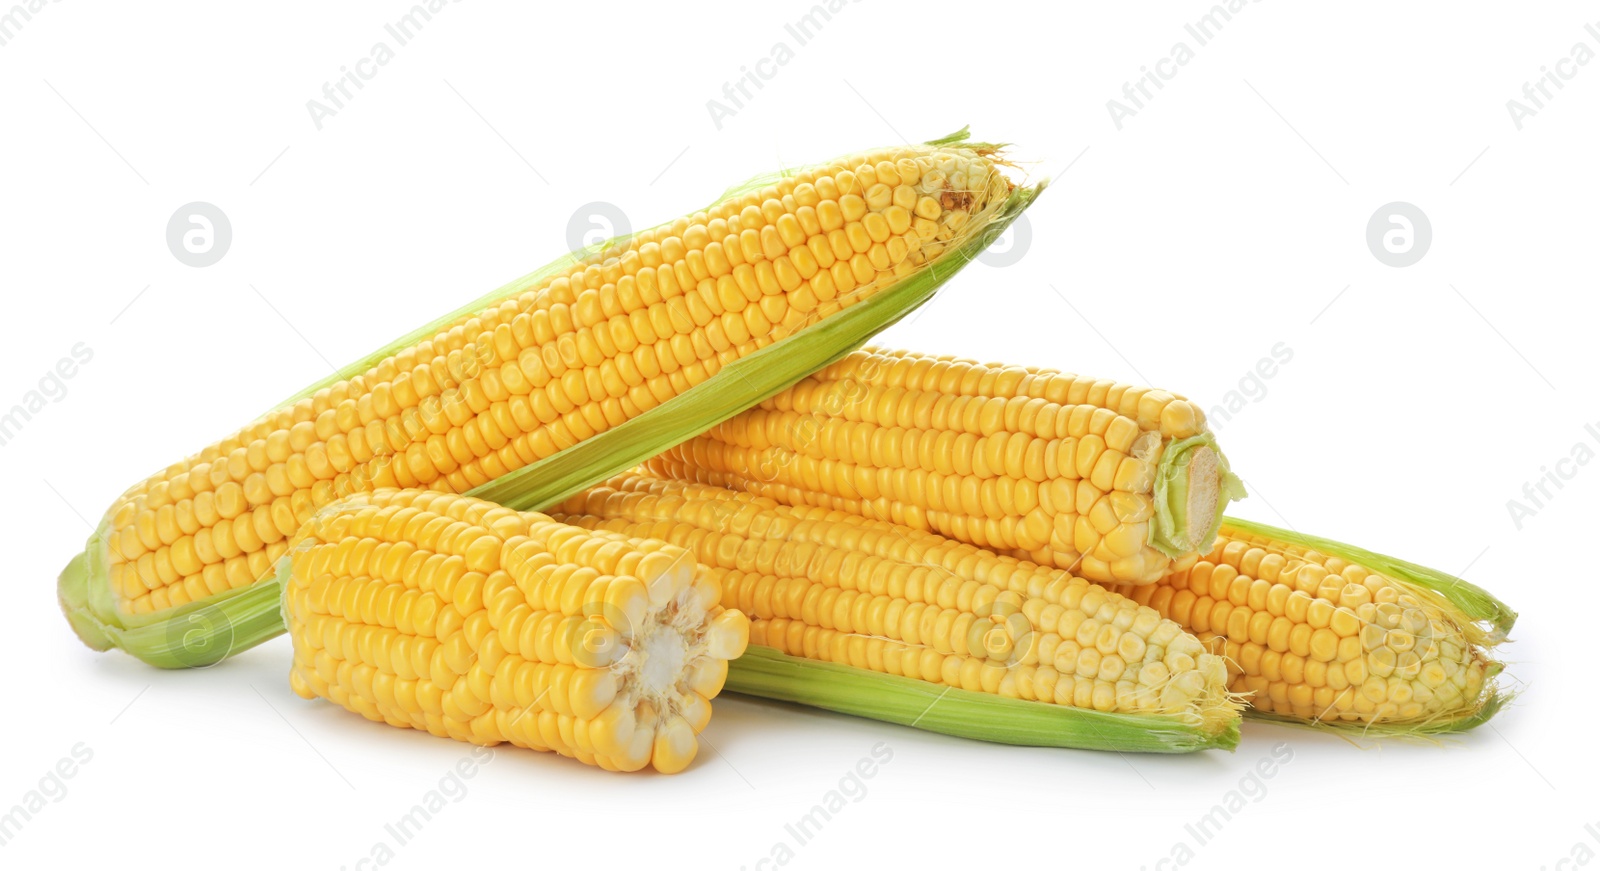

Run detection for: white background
[[1, 2, 1592, 868]]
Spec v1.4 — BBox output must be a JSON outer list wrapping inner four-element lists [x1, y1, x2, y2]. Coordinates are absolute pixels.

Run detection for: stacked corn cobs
[[57, 132, 1515, 774], [646, 348, 1513, 736]]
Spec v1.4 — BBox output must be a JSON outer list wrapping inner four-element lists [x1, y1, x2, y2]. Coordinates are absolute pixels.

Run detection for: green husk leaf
[[726, 646, 1239, 753], [1150, 433, 1246, 559], [1219, 516, 1517, 642], [59, 132, 1044, 668], [57, 531, 287, 668]]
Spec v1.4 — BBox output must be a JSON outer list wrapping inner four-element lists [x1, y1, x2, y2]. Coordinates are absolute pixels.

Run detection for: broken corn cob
[[645, 347, 1244, 586], [281, 489, 749, 773], [60, 130, 1040, 667], [1106, 518, 1513, 733], [546, 472, 1241, 752]]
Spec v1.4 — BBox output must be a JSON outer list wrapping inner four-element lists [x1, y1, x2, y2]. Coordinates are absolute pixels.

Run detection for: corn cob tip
[[1115, 516, 1515, 735], [922, 126, 1009, 159]]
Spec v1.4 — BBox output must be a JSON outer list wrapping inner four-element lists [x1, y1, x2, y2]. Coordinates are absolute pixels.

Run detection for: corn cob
[[281, 489, 749, 773], [1106, 518, 1514, 733], [545, 472, 1242, 752], [645, 347, 1244, 586], [60, 130, 1041, 667]]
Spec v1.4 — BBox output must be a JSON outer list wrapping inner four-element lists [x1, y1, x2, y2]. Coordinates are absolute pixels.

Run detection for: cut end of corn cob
[[1181, 448, 1222, 547], [1151, 434, 1247, 560], [1109, 517, 1513, 735], [645, 348, 1243, 587], [280, 489, 748, 774], [551, 472, 1243, 752], [61, 130, 1041, 667]]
